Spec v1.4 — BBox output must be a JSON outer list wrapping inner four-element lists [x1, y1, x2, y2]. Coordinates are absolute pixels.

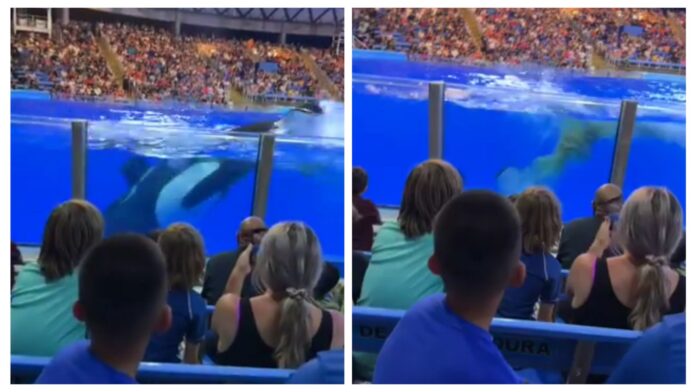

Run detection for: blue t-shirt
[[35, 340, 136, 384], [144, 289, 207, 363], [498, 252, 562, 320], [289, 350, 344, 384], [373, 293, 522, 384], [608, 313, 686, 384]]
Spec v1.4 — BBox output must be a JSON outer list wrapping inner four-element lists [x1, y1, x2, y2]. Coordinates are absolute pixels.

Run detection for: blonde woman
[[208, 222, 343, 368], [567, 186, 685, 330]]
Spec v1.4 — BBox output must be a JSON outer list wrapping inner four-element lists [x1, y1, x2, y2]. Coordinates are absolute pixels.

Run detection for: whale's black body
[[104, 156, 256, 236], [104, 102, 327, 234], [228, 102, 323, 134]]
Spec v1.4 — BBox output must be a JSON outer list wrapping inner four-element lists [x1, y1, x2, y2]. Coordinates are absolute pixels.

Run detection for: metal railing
[[606, 57, 686, 74]]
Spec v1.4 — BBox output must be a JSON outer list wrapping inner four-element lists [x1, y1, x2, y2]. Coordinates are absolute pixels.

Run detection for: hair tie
[[644, 254, 668, 267], [285, 287, 307, 300]]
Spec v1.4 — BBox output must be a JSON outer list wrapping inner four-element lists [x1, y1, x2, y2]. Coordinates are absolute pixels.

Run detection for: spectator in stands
[[147, 229, 163, 243], [373, 191, 525, 383], [11, 241, 24, 290], [498, 187, 563, 322], [144, 223, 207, 364], [557, 183, 623, 269], [207, 222, 344, 369], [289, 350, 344, 384], [670, 231, 685, 272], [566, 186, 685, 331], [355, 159, 463, 380], [315, 262, 342, 311], [353, 167, 382, 252], [202, 216, 267, 305], [11, 200, 103, 357], [607, 312, 685, 384], [12, 21, 343, 104], [352, 251, 370, 304], [358, 160, 463, 310], [36, 234, 171, 384]]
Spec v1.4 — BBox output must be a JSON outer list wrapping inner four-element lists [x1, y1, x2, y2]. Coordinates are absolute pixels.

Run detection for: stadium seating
[[353, 306, 641, 383], [11, 355, 293, 384]]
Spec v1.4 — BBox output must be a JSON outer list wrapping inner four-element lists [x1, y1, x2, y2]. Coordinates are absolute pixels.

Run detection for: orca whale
[[228, 102, 324, 134], [495, 119, 683, 195], [103, 156, 256, 236], [102, 100, 334, 235]]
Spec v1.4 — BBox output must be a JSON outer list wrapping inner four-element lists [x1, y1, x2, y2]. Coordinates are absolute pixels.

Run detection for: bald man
[[201, 217, 267, 305], [556, 184, 623, 269]]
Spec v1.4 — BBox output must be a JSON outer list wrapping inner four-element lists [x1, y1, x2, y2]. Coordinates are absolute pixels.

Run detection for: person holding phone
[[556, 184, 623, 269], [207, 222, 344, 369], [202, 217, 268, 305]]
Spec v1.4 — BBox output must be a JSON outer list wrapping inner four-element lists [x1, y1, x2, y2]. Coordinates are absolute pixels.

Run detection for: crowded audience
[[355, 8, 685, 68], [307, 47, 345, 98], [354, 158, 686, 384], [354, 8, 479, 62], [12, 20, 343, 104], [12, 22, 118, 98], [11, 199, 345, 383]]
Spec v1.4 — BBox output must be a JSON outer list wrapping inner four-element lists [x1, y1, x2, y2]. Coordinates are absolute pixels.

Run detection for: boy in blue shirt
[[289, 350, 344, 384], [36, 234, 172, 384], [374, 191, 526, 384], [608, 312, 685, 384]]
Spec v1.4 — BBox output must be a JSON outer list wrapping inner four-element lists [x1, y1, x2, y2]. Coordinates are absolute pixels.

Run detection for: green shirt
[[11, 262, 86, 356], [358, 221, 442, 310], [355, 221, 443, 380]]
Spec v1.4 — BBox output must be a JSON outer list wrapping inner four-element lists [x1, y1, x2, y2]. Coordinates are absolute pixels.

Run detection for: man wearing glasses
[[556, 183, 623, 269], [202, 216, 268, 305]]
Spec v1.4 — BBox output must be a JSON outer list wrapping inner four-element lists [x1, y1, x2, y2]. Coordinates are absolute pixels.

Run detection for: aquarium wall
[[353, 53, 686, 222], [11, 94, 345, 270]]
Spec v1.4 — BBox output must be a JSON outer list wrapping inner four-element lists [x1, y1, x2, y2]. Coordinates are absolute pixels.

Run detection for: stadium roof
[[183, 8, 343, 26], [91, 8, 343, 37]]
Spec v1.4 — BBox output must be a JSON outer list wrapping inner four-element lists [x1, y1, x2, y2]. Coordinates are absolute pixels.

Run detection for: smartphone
[[609, 213, 619, 230], [250, 245, 260, 266]]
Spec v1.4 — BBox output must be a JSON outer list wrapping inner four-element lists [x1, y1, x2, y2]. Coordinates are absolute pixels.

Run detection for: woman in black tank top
[[567, 187, 685, 331], [571, 257, 685, 330], [207, 222, 343, 369]]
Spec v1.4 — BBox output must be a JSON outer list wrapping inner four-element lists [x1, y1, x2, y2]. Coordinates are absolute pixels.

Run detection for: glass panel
[[264, 137, 344, 265], [86, 123, 259, 256], [443, 86, 618, 222], [353, 77, 429, 207], [623, 105, 686, 216], [11, 98, 73, 244]]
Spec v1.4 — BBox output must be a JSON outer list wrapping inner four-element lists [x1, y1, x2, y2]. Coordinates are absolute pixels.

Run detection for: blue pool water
[[354, 57, 686, 221], [11, 94, 344, 265]]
